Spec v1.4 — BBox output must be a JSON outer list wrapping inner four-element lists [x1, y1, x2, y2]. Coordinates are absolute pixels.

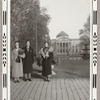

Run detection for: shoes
[[14, 80, 17, 83], [28, 79, 32, 81], [47, 78, 51, 82], [47, 80, 50, 82], [14, 80, 20, 83], [24, 79, 32, 82], [24, 79, 27, 82], [17, 80, 20, 83], [43, 77, 47, 81], [43, 77, 51, 82]]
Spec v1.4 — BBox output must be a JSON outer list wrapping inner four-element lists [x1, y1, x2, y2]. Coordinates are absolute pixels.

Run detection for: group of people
[[12, 40, 55, 83]]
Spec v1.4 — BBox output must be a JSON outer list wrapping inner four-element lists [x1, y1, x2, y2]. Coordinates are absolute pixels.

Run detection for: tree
[[83, 16, 90, 33], [11, 0, 51, 54], [79, 16, 90, 38], [79, 16, 90, 59]]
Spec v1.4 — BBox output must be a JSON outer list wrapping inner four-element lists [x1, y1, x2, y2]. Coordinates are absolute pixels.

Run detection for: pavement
[[11, 59, 90, 100]]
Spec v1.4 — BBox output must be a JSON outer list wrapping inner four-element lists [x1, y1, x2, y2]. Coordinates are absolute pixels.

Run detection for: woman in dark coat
[[23, 40, 34, 81], [40, 42, 54, 82]]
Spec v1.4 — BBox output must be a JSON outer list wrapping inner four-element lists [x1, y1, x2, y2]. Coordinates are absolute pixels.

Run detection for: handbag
[[37, 56, 42, 67], [15, 56, 20, 63]]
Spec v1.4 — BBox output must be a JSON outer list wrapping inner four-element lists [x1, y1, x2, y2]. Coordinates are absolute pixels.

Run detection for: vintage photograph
[[10, 0, 90, 100]]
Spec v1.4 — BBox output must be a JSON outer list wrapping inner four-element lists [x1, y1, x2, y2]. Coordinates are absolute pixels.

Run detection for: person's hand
[[18, 55, 21, 57], [20, 53, 25, 58], [46, 54, 49, 57]]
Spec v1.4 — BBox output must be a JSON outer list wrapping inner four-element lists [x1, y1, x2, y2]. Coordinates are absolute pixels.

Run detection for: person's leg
[[42, 71, 47, 81], [16, 77, 20, 82], [47, 75, 51, 82], [28, 73, 32, 81], [23, 73, 24, 81], [43, 76, 47, 81], [42, 66, 47, 81], [24, 73, 28, 81], [14, 77, 17, 83]]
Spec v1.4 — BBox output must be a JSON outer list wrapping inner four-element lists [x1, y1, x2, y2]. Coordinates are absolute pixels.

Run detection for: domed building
[[56, 31, 69, 39], [51, 31, 82, 58]]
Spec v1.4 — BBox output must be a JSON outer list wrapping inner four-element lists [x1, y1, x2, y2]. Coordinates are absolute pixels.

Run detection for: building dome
[[56, 31, 69, 38]]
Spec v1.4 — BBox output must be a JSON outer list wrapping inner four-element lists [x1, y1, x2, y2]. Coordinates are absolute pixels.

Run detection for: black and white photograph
[[10, 0, 90, 100]]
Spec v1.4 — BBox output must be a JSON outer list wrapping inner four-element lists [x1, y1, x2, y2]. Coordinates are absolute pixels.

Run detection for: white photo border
[[2, 0, 97, 100]]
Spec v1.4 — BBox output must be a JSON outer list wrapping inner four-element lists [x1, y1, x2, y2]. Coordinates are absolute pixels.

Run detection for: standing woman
[[40, 42, 54, 82], [12, 41, 25, 83], [23, 40, 34, 81]]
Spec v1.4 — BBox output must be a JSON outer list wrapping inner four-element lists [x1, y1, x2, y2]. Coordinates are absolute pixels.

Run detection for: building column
[[56, 42, 57, 54], [58, 42, 60, 54], [62, 42, 63, 54], [66, 42, 68, 53], [66, 43, 67, 54], [64, 42, 65, 54], [57, 42, 59, 54], [63, 42, 64, 53], [68, 42, 71, 54], [67, 43, 69, 54], [59, 42, 61, 53], [64, 42, 66, 54], [57, 42, 58, 54]]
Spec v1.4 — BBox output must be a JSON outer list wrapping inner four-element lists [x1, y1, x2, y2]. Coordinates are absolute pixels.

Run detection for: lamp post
[[36, 15, 38, 58]]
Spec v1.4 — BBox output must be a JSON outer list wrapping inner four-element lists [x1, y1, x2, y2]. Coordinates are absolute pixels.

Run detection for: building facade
[[51, 31, 89, 58]]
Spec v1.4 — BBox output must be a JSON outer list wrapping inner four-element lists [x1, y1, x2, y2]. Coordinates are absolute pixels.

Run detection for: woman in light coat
[[12, 41, 25, 83]]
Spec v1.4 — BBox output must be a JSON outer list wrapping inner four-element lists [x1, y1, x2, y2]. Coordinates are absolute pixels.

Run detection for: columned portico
[[51, 31, 82, 58], [56, 41, 69, 55]]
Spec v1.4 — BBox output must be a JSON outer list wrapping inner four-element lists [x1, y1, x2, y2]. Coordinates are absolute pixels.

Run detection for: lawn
[[53, 59, 90, 78], [32, 59, 90, 79]]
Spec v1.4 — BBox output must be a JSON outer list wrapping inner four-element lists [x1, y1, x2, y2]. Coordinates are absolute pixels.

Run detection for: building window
[[73, 49, 74, 52], [76, 49, 77, 53], [60, 43, 62, 47], [57, 49, 59, 53], [66, 43, 68, 47], [63, 43, 65, 47], [66, 49, 68, 53], [60, 49, 62, 53], [63, 49, 65, 53], [57, 43, 58, 45], [57, 43, 59, 49]]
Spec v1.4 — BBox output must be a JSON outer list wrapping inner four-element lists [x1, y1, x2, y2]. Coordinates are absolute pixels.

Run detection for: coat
[[23, 47, 34, 74], [12, 48, 25, 78], [40, 47, 54, 76]]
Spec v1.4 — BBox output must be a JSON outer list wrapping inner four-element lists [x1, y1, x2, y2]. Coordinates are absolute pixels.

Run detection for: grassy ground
[[32, 59, 90, 79], [54, 59, 90, 78]]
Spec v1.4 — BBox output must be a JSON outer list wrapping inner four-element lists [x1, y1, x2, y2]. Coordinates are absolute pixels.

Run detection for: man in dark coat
[[23, 40, 35, 81]]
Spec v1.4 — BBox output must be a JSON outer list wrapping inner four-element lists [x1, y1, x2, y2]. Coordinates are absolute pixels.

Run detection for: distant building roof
[[70, 38, 80, 41], [56, 31, 69, 38]]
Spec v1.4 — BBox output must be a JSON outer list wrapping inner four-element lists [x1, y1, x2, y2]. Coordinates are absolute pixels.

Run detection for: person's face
[[26, 41, 30, 48], [45, 42, 49, 47], [15, 42, 19, 49]]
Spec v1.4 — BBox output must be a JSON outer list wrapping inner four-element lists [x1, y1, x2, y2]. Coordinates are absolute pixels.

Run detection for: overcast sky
[[40, 0, 90, 39]]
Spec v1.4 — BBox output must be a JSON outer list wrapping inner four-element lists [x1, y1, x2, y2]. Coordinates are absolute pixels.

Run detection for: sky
[[40, 0, 90, 39]]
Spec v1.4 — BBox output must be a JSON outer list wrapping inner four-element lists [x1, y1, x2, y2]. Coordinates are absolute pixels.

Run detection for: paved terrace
[[11, 59, 90, 100]]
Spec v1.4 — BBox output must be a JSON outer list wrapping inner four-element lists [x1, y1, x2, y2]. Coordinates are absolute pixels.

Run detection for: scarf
[[40, 46, 53, 59]]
